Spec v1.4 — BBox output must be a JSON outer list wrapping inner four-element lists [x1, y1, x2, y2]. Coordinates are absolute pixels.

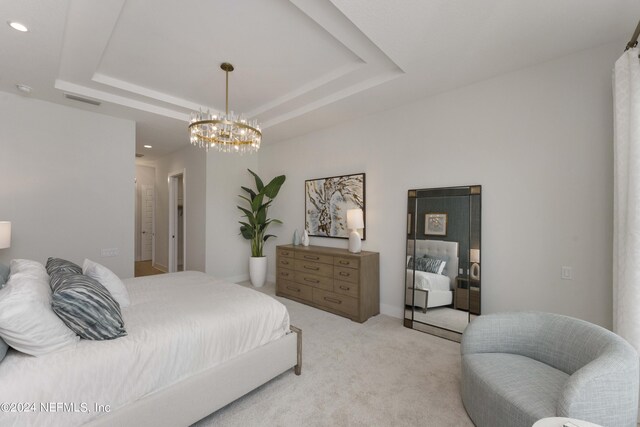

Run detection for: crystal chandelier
[[189, 63, 261, 154]]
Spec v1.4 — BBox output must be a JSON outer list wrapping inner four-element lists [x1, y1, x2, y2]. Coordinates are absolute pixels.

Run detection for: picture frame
[[305, 173, 365, 239], [425, 213, 447, 236]]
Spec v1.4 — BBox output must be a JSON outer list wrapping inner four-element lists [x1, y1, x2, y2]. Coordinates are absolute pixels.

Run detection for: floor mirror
[[403, 185, 481, 342]]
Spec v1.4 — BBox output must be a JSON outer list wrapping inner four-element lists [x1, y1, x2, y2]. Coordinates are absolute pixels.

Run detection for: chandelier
[[189, 63, 262, 154]]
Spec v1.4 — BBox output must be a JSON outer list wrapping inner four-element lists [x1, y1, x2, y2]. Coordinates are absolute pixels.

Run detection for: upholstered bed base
[[86, 326, 302, 427], [406, 288, 453, 312]]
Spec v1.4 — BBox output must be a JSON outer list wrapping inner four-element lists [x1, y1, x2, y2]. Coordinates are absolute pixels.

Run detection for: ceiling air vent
[[64, 93, 101, 106], [135, 153, 144, 158]]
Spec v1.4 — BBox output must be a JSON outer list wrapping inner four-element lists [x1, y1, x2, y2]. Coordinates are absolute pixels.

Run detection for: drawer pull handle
[[281, 272, 289, 277], [339, 285, 350, 290], [304, 265, 319, 271], [304, 278, 319, 284], [281, 261, 290, 265], [286, 286, 300, 293], [339, 272, 350, 277], [304, 255, 319, 260], [282, 251, 289, 256], [324, 297, 342, 304], [339, 260, 349, 265]]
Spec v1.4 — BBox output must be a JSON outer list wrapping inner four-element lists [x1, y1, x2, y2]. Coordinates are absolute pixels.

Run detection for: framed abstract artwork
[[425, 213, 447, 236], [305, 173, 365, 239]]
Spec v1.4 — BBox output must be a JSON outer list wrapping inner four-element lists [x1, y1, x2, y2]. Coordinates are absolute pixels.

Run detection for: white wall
[[205, 153, 258, 281], [256, 41, 620, 329], [154, 145, 206, 272], [135, 164, 155, 261], [0, 92, 135, 278]]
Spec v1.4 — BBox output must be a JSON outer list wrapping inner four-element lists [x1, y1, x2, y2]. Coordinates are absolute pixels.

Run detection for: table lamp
[[0, 222, 11, 250], [470, 248, 480, 279], [346, 209, 364, 253]]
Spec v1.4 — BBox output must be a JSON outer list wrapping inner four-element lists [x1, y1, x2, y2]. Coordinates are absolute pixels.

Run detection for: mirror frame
[[403, 185, 481, 342]]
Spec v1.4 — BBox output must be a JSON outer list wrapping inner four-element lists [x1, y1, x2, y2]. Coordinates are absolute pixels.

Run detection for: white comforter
[[0, 271, 290, 427], [406, 269, 451, 291]]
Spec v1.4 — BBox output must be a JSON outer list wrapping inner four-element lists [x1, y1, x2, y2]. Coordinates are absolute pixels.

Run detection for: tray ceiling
[[1, 0, 638, 159]]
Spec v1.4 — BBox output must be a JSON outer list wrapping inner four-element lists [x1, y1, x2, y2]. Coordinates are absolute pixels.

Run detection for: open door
[[168, 170, 186, 273]]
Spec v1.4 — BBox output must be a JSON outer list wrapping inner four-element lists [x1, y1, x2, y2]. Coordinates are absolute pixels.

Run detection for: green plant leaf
[[263, 234, 277, 241], [237, 206, 256, 223], [263, 175, 286, 199], [240, 225, 254, 240], [240, 186, 256, 200], [238, 195, 252, 205], [248, 169, 264, 191], [251, 193, 264, 212], [270, 219, 283, 224]]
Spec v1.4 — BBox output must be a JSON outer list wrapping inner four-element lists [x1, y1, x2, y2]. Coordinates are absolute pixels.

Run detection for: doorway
[[168, 170, 186, 272]]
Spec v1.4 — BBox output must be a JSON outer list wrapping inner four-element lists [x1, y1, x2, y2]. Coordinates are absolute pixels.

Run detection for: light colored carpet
[[193, 281, 474, 427]]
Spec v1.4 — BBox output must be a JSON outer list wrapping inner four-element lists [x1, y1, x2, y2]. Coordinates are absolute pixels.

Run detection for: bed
[[405, 239, 459, 312], [0, 270, 301, 427]]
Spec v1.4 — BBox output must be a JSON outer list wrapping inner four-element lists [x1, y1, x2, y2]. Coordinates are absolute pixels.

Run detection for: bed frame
[[86, 326, 302, 427], [406, 239, 459, 311]]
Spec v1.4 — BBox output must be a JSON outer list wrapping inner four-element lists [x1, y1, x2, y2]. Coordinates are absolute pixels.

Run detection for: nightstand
[[456, 276, 480, 314]]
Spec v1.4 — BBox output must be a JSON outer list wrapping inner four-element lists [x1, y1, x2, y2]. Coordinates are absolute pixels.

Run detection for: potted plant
[[238, 169, 286, 287]]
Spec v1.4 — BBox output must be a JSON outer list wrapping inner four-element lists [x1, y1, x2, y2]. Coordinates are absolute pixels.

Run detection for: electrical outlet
[[101, 248, 119, 257], [561, 266, 573, 280]]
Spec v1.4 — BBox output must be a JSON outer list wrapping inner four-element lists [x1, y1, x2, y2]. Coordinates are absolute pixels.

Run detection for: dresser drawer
[[295, 251, 333, 265], [294, 271, 333, 291], [276, 268, 294, 282], [294, 259, 333, 278], [278, 248, 295, 258], [334, 280, 358, 298], [277, 257, 294, 269], [334, 257, 359, 269], [277, 280, 313, 301], [313, 288, 358, 316], [334, 266, 359, 284]]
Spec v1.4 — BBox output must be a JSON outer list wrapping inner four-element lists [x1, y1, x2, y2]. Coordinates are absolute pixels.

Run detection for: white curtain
[[614, 47, 640, 352]]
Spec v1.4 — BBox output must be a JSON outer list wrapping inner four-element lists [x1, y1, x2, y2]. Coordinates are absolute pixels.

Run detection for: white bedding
[[406, 269, 451, 291], [0, 271, 290, 427]]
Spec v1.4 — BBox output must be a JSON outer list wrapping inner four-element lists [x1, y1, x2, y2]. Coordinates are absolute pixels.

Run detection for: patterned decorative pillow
[[49, 270, 71, 292], [426, 255, 448, 275], [0, 262, 9, 288], [46, 257, 82, 276], [408, 255, 444, 274], [51, 274, 126, 340]]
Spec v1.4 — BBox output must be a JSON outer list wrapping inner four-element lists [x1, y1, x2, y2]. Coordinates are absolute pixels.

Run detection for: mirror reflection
[[404, 186, 481, 341]]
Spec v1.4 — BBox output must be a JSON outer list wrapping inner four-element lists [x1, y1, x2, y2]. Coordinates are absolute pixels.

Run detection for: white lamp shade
[[346, 209, 364, 230], [470, 249, 480, 263], [0, 222, 11, 249]]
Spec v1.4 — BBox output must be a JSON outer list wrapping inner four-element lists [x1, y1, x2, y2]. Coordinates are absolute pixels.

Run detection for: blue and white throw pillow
[[409, 255, 445, 275], [51, 274, 126, 340], [0, 262, 9, 288], [46, 257, 82, 276]]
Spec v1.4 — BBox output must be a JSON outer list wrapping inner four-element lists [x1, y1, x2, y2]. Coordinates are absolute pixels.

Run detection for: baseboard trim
[[381, 303, 403, 319], [153, 263, 168, 273]]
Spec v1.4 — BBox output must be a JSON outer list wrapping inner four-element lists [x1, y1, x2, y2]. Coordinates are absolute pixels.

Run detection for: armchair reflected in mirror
[[403, 186, 481, 342]]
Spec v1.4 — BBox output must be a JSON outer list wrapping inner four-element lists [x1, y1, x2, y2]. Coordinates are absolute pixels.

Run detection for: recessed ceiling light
[[143, 145, 152, 149], [16, 84, 32, 94], [8, 21, 28, 32]]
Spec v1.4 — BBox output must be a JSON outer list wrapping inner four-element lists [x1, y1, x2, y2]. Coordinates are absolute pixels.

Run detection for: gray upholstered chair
[[460, 312, 639, 427]]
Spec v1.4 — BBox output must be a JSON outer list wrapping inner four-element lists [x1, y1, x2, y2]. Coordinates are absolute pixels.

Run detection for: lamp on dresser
[[347, 209, 364, 253], [470, 248, 480, 280], [0, 222, 11, 250]]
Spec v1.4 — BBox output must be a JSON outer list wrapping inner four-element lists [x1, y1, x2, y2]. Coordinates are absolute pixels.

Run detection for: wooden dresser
[[276, 244, 380, 323]]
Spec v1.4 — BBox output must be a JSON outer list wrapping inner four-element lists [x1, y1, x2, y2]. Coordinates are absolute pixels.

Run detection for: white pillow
[[83, 259, 130, 308], [0, 260, 79, 356], [9, 258, 48, 280]]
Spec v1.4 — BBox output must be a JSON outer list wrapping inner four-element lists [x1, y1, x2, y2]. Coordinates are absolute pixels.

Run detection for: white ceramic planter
[[249, 256, 267, 288]]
